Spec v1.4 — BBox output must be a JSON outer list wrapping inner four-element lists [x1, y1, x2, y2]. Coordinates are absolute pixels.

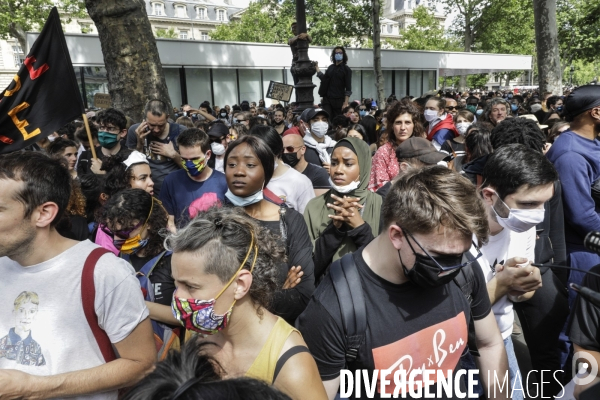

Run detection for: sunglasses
[[446, 106, 458, 111], [100, 220, 143, 239], [284, 145, 303, 153], [402, 228, 482, 275]]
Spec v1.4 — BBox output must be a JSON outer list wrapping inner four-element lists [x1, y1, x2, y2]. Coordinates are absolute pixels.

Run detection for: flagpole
[[82, 113, 97, 159]]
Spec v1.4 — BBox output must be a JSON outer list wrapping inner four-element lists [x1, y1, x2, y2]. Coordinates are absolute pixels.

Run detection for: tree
[[0, 0, 85, 51], [85, 0, 171, 121], [155, 27, 177, 39], [467, 73, 489, 88], [533, 0, 562, 94], [557, 0, 600, 65], [372, 0, 385, 108], [388, 6, 461, 51]]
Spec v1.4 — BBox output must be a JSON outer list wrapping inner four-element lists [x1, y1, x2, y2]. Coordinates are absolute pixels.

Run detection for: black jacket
[[318, 63, 352, 99]]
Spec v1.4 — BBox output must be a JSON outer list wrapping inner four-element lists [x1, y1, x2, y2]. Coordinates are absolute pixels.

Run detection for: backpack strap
[[330, 253, 367, 366], [263, 188, 288, 242], [453, 257, 480, 357], [82, 247, 117, 363]]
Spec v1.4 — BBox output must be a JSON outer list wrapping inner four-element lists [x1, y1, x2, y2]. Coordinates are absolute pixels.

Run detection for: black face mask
[[282, 152, 300, 168], [401, 252, 463, 288]]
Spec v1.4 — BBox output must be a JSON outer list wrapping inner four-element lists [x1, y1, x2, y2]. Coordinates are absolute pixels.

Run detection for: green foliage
[[0, 0, 86, 48], [467, 73, 489, 88], [476, 0, 534, 55], [388, 5, 461, 51], [155, 27, 178, 39], [557, 0, 600, 64], [210, 0, 373, 47], [563, 60, 600, 86]]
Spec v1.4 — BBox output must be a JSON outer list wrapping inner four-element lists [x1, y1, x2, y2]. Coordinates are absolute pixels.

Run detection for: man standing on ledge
[[316, 46, 352, 119]]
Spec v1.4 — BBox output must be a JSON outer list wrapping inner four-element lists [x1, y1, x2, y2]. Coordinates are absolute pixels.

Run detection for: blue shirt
[[159, 169, 228, 226], [546, 130, 600, 245]]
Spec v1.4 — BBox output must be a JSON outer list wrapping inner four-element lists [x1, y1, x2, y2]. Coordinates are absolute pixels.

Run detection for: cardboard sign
[[266, 81, 294, 102], [94, 93, 112, 109]]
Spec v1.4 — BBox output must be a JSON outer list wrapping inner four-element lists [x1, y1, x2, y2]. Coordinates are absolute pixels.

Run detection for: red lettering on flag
[[24, 57, 50, 80]]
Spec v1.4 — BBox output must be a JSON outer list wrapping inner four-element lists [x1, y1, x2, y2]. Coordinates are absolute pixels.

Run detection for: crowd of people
[[1, 81, 600, 400]]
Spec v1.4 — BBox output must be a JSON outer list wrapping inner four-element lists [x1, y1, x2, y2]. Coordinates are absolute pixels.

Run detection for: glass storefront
[[74, 66, 436, 110]]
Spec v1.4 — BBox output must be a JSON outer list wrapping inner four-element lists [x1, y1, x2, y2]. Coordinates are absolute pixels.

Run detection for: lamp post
[[570, 64, 574, 86], [291, 0, 316, 113]]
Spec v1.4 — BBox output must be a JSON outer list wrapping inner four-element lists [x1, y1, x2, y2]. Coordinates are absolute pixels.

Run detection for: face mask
[[98, 131, 119, 149], [466, 105, 477, 114], [424, 109, 439, 122], [507, 94, 513, 99], [556, 106, 563, 113], [211, 142, 226, 156], [282, 152, 300, 168], [258, 114, 266, 119], [456, 122, 470, 135], [311, 121, 329, 138], [47, 135, 57, 142], [530, 104, 542, 113], [225, 188, 264, 207], [335, 53, 343, 62], [113, 198, 154, 255], [172, 234, 258, 335], [401, 251, 463, 288], [329, 177, 360, 194], [491, 192, 545, 233], [181, 157, 206, 177], [476, 109, 483, 116], [359, 110, 367, 117], [511, 104, 518, 112]]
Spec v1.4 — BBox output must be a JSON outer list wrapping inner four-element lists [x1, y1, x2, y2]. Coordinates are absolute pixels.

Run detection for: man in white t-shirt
[[476, 144, 557, 399], [248, 125, 315, 213], [0, 152, 155, 399]]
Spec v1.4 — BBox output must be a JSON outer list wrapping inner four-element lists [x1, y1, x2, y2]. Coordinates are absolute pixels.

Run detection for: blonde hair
[[14, 291, 39, 311]]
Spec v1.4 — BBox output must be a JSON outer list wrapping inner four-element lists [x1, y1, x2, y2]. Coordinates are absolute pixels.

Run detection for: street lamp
[[291, 0, 316, 113], [570, 64, 574, 86]]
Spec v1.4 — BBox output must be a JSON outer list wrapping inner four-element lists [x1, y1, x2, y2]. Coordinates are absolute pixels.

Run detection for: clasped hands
[[327, 194, 365, 230]]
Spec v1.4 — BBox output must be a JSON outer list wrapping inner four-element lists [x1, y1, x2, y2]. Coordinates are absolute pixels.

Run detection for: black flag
[[0, 7, 84, 154]]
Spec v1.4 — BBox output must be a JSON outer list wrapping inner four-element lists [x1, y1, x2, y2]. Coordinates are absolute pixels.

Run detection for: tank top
[[245, 317, 302, 383]]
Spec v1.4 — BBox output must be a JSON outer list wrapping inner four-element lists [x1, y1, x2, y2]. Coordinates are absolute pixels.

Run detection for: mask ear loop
[[214, 231, 256, 300]]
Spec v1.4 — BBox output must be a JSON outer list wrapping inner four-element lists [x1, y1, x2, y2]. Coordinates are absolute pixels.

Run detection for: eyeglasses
[[401, 228, 482, 275], [284, 145, 303, 153], [100, 220, 144, 239], [446, 106, 458, 111], [98, 125, 120, 133]]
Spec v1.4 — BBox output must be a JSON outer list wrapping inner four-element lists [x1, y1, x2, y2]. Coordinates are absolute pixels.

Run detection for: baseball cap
[[207, 123, 229, 138], [300, 107, 330, 123], [395, 137, 448, 164]]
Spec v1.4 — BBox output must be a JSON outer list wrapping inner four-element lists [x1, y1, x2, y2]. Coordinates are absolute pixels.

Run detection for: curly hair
[[330, 46, 348, 64], [102, 153, 135, 197], [164, 206, 286, 316], [101, 189, 168, 258], [380, 99, 425, 148], [66, 179, 87, 217], [490, 118, 546, 154], [481, 98, 510, 125], [230, 123, 248, 139]]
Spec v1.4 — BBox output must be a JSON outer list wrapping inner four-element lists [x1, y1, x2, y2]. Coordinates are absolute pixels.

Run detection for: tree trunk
[[533, 0, 562, 95], [372, 0, 385, 108], [84, 0, 171, 120], [8, 23, 27, 55]]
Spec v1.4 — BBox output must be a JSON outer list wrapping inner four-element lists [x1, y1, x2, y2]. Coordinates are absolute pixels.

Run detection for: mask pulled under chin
[[329, 177, 360, 194], [225, 189, 264, 207]]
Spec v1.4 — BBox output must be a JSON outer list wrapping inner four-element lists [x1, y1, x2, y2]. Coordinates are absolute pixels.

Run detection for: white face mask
[[424, 109, 439, 123], [47, 135, 57, 142], [329, 177, 360, 194], [456, 122, 471, 135], [530, 104, 543, 113], [311, 121, 329, 138], [211, 142, 226, 156], [492, 193, 545, 233], [225, 189, 263, 207]]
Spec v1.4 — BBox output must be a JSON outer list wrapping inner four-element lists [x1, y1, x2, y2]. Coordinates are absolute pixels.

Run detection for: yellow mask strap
[[215, 231, 256, 300]]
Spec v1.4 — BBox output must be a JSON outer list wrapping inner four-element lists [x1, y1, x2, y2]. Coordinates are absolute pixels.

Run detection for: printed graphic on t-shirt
[[0, 291, 46, 366], [372, 311, 467, 395], [188, 192, 220, 218]]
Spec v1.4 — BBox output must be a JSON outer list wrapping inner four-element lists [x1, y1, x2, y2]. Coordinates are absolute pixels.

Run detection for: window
[[175, 5, 187, 18], [201, 31, 208, 41], [196, 7, 207, 19], [11, 45, 22, 54], [153, 2, 164, 16], [381, 24, 386, 33], [179, 30, 188, 39], [13, 54, 23, 67], [217, 9, 226, 21]]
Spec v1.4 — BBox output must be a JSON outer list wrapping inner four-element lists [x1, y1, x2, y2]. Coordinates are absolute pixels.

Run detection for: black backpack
[[330, 253, 480, 368]]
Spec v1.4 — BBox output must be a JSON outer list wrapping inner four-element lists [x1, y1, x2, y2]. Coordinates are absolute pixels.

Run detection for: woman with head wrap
[[304, 137, 382, 280]]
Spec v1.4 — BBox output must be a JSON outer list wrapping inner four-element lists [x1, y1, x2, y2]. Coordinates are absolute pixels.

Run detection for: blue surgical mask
[[335, 53, 343, 62], [556, 106, 563, 113], [359, 110, 367, 117], [511, 104, 518, 112], [476, 109, 483, 116], [225, 189, 263, 207]]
